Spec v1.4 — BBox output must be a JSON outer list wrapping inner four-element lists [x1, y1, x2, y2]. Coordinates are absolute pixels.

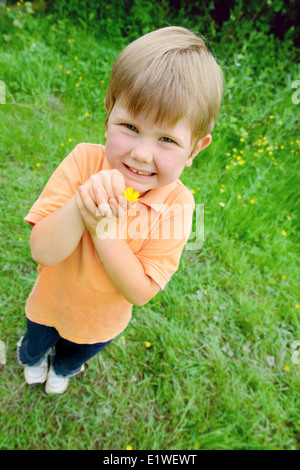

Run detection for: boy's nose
[[130, 141, 154, 165]]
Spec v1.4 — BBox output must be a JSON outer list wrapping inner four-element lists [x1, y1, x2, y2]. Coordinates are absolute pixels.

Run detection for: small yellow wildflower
[[66, 70, 71, 74], [194, 328, 198, 333], [68, 138, 73, 142], [59, 65, 63, 69], [126, 445, 133, 450], [79, 76, 82, 80], [281, 230, 287, 236], [75, 83, 80, 87], [240, 138, 244, 142], [123, 187, 140, 202], [281, 275, 286, 279], [60, 143, 64, 147], [238, 160, 245, 165], [74, 56, 78, 60], [237, 156, 242, 161], [280, 145, 284, 149], [191, 189, 195, 194], [85, 112, 90, 116], [237, 195, 242, 200], [233, 148, 237, 152], [145, 341, 151, 348], [287, 215, 291, 220], [284, 365, 290, 371], [18, 237, 22, 241], [279, 121, 283, 124], [225, 165, 230, 169], [250, 199, 256, 204], [6, 7, 11, 12], [35, 163, 40, 168], [295, 304, 299, 309]]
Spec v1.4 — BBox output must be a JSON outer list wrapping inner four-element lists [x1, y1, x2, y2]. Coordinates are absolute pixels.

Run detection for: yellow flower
[[281, 230, 287, 236], [126, 445, 133, 450], [85, 112, 90, 116], [284, 365, 290, 371], [250, 199, 256, 204], [68, 138, 73, 142], [74, 56, 78, 60], [240, 138, 244, 142], [287, 215, 291, 220], [123, 187, 140, 202], [233, 148, 237, 152], [281, 275, 286, 279], [295, 304, 299, 309], [237, 195, 242, 199], [238, 160, 245, 165], [145, 341, 151, 348], [191, 189, 195, 194], [66, 70, 71, 74], [59, 65, 63, 69], [75, 83, 80, 87], [225, 165, 230, 169], [60, 143, 64, 147], [18, 237, 22, 241]]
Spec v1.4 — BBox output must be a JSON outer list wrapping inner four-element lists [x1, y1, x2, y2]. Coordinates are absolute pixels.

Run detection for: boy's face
[[104, 101, 211, 197]]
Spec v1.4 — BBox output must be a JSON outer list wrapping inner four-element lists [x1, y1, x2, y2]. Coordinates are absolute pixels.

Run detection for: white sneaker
[[24, 355, 49, 385], [45, 365, 69, 395], [45, 363, 85, 394]]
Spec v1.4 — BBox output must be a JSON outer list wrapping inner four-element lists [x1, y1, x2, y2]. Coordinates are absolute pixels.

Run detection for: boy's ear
[[185, 134, 212, 168]]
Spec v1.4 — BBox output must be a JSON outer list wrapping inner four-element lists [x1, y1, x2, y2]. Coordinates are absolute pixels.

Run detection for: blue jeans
[[18, 319, 112, 377]]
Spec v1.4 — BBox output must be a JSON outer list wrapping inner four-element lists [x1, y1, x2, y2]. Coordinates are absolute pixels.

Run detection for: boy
[[17, 26, 223, 394]]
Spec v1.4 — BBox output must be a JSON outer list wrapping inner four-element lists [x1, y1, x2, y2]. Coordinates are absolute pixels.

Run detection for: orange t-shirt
[[24, 143, 195, 343]]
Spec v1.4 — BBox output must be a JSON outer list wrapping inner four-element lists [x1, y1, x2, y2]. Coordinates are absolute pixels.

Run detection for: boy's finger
[[95, 188, 113, 217], [111, 170, 126, 200], [109, 197, 126, 219], [78, 186, 97, 215]]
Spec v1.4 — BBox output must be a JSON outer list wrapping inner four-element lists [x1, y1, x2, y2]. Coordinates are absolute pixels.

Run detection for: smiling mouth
[[124, 164, 156, 177]]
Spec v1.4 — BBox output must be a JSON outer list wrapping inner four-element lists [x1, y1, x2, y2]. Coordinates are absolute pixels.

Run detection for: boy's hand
[[75, 169, 128, 237]]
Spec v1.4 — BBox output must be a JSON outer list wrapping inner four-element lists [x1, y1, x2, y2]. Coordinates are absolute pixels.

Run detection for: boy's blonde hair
[[105, 26, 223, 145]]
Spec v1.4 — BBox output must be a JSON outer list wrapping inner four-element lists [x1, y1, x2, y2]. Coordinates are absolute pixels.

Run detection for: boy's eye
[[161, 136, 175, 144], [123, 123, 138, 132]]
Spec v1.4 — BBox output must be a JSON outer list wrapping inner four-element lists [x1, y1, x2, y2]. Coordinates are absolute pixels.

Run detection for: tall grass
[[0, 9, 299, 450]]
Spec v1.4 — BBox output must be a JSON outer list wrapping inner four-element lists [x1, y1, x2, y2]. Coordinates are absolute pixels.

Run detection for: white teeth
[[129, 166, 154, 176]]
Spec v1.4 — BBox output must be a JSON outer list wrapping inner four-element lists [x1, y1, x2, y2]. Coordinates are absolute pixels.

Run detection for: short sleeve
[[135, 191, 195, 289], [24, 144, 104, 226]]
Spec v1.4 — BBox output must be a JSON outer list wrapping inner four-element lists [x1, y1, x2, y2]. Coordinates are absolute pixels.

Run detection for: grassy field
[[0, 6, 299, 450]]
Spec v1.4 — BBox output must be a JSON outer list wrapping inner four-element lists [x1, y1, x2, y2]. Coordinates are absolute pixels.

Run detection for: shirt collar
[[102, 154, 177, 213]]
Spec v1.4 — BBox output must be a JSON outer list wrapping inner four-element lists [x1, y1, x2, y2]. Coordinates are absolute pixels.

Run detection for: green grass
[[0, 9, 299, 450]]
